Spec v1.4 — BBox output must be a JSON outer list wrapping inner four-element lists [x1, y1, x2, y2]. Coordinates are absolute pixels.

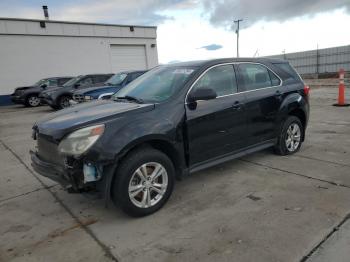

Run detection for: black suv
[[11, 77, 73, 107], [39, 74, 113, 110], [30, 58, 309, 217]]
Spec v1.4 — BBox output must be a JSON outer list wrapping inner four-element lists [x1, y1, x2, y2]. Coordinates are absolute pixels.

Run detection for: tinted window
[[47, 79, 58, 86], [238, 64, 272, 90], [192, 65, 237, 96], [63, 76, 83, 87], [274, 63, 301, 81], [130, 72, 144, 81], [106, 73, 127, 85], [79, 77, 93, 87], [94, 75, 112, 83], [269, 71, 281, 86], [58, 78, 71, 86]]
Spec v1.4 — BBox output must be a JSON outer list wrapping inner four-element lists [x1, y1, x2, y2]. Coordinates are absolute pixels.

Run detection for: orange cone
[[334, 68, 349, 107]]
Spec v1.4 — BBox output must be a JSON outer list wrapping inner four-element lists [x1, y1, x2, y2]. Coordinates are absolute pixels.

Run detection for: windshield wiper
[[115, 95, 144, 104]]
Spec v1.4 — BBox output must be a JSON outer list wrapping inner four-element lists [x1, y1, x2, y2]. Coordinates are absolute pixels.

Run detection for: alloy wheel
[[285, 123, 301, 152], [128, 162, 168, 208], [60, 97, 71, 108], [28, 96, 40, 107]]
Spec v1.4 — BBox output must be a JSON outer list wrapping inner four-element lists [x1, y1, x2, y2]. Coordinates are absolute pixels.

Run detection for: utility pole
[[234, 19, 243, 57]]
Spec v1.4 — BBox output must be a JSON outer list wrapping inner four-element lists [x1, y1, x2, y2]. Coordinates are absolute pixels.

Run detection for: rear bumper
[[30, 150, 72, 188]]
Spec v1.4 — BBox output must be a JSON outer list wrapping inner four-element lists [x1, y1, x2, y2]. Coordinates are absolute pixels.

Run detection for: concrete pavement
[[0, 87, 349, 262]]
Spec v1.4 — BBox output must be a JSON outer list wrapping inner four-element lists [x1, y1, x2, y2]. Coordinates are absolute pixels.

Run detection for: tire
[[57, 95, 71, 109], [112, 147, 175, 217], [275, 116, 304, 156], [49, 105, 59, 110], [25, 94, 41, 107]]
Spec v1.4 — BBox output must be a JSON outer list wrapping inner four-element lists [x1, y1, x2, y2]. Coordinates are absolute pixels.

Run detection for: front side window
[[47, 79, 58, 86], [238, 64, 279, 91], [79, 77, 93, 87], [192, 65, 237, 97], [113, 66, 196, 103]]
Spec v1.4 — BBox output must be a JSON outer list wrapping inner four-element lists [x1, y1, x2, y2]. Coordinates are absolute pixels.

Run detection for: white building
[[0, 17, 158, 104]]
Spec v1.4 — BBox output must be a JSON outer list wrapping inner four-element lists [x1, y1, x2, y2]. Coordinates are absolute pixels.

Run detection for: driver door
[[185, 64, 247, 166]]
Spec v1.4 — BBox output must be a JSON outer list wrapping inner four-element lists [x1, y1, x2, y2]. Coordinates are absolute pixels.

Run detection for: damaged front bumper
[[30, 150, 114, 195]]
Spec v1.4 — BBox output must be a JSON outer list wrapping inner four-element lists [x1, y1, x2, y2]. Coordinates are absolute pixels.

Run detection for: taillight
[[304, 85, 310, 96]]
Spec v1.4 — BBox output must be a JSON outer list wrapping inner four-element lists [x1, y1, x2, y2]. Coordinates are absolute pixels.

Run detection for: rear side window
[[192, 65, 238, 97], [238, 64, 280, 91], [274, 63, 301, 81]]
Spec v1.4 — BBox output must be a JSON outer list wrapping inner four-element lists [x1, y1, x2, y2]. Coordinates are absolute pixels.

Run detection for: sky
[[0, 0, 350, 64]]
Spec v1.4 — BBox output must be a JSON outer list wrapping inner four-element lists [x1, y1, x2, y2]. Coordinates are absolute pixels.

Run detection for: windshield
[[62, 76, 82, 87], [113, 66, 196, 103], [33, 79, 47, 86], [105, 73, 127, 85]]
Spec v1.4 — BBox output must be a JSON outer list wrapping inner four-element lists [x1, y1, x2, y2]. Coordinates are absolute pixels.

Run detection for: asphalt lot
[[0, 87, 349, 262]]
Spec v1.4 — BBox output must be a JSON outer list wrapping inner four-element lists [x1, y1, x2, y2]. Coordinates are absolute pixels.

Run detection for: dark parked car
[[72, 70, 147, 103], [39, 74, 113, 110], [30, 58, 309, 217], [10, 77, 73, 107]]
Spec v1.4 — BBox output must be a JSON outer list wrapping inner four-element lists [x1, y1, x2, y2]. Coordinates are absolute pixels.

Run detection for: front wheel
[[275, 116, 304, 155], [112, 147, 175, 217], [25, 95, 41, 107], [58, 95, 71, 109]]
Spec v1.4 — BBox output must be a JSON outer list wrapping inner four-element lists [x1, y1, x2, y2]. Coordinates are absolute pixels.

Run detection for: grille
[[73, 94, 84, 103], [37, 134, 63, 166]]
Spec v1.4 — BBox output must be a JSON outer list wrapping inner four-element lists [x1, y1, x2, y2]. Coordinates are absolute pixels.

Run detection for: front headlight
[[58, 124, 105, 156], [84, 95, 93, 101]]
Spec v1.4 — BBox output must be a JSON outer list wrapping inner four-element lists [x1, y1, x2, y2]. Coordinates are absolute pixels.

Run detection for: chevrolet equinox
[[30, 58, 310, 217]]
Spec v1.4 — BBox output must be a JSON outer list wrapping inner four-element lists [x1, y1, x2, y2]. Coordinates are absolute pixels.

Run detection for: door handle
[[232, 101, 242, 110]]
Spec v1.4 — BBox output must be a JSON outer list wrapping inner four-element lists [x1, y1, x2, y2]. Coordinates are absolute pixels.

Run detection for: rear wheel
[[58, 95, 71, 109], [112, 147, 175, 217], [275, 116, 303, 155], [25, 95, 40, 107]]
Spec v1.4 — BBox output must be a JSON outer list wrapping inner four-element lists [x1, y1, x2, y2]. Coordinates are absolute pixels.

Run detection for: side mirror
[[188, 88, 217, 102], [74, 83, 80, 88], [41, 84, 47, 89]]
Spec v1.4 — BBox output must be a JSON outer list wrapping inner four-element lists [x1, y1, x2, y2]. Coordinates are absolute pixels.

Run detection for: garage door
[[110, 45, 147, 72]]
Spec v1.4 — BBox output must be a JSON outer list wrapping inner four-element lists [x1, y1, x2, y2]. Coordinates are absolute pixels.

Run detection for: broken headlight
[[58, 124, 105, 156]]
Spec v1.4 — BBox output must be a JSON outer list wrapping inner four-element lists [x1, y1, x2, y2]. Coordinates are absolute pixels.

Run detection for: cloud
[[0, 0, 198, 26], [201, 0, 350, 28], [0, 0, 349, 29], [198, 44, 223, 51]]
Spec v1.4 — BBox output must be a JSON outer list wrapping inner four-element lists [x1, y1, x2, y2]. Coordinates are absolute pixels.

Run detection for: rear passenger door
[[237, 63, 282, 145]]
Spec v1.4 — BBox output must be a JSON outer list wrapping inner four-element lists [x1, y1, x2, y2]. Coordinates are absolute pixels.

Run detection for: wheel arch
[[278, 93, 308, 141], [117, 136, 184, 180]]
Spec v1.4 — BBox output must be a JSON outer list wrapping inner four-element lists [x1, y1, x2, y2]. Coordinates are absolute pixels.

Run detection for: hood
[[74, 85, 118, 95], [14, 86, 34, 92], [35, 100, 155, 140]]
